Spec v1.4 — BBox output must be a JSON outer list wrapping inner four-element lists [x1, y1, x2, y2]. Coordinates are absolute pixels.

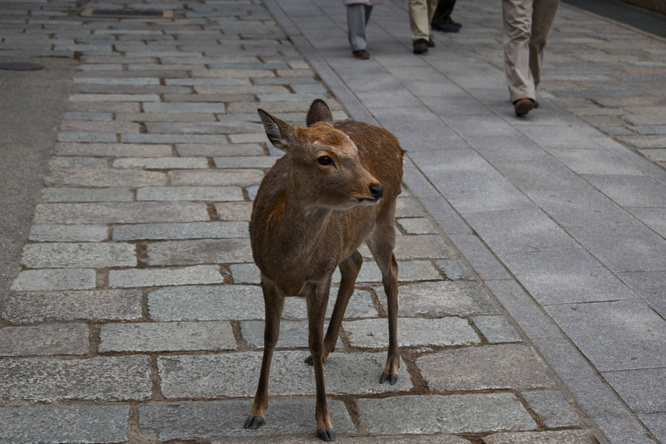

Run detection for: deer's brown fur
[[244, 99, 404, 441]]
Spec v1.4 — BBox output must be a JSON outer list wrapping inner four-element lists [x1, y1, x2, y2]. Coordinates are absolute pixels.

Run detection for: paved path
[[0, 0, 663, 443]]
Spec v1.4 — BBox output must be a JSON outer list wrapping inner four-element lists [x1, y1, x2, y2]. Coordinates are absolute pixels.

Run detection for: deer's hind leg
[[366, 215, 400, 385], [245, 277, 285, 429]]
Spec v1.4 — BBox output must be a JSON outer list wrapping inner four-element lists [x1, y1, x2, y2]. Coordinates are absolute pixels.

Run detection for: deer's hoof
[[244, 414, 265, 429], [379, 371, 398, 385], [316, 427, 335, 442]]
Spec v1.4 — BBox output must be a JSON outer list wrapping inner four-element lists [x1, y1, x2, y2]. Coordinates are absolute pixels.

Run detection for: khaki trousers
[[409, 0, 438, 41], [502, 0, 559, 102]]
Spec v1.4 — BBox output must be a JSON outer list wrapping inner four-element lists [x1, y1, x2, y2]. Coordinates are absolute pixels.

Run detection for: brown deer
[[244, 99, 404, 441]]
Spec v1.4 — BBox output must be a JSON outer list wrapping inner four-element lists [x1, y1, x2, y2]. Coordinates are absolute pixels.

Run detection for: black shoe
[[352, 49, 370, 59], [432, 22, 460, 33], [413, 39, 428, 54], [427, 37, 435, 48]]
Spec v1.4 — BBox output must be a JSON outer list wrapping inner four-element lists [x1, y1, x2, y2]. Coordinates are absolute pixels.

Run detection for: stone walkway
[[0, 0, 664, 443]]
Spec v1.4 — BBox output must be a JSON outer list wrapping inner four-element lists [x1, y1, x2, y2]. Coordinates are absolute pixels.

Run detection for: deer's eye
[[318, 156, 334, 166]]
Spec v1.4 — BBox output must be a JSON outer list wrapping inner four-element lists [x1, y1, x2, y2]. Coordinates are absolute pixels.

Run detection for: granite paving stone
[[136, 186, 244, 202], [0, 405, 130, 444], [2, 289, 144, 323], [0, 355, 152, 402], [0, 323, 89, 357], [522, 389, 583, 428], [28, 224, 109, 242], [44, 167, 167, 188], [168, 169, 265, 186], [138, 399, 355, 441], [20, 242, 136, 269], [416, 344, 556, 391], [146, 239, 253, 265], [482, 430, 597, 444], [109, 265, 224, 288], [356, 394, 537, 435], [472, 315, 523, 343], [158, 351, 411, 399], [113, 221, 249, 241], [603, 368, 666, 414], [343, 317, 480, 348], [33, 202, 210, 224], [241, 320, 344, 349], [113, 157, 209, 169], [99, 321, 237, 353], [377, 281, 500, 317], [41, 187, 134, 202], [10, 269, 97, 291]]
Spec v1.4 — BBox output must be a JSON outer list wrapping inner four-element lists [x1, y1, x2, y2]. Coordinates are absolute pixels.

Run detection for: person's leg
[[502, 0, 535, 103], [347, 4, 368, 52], [529, 0, 559, 88], [409, 0, 430, 42], [432, 0, 455, 25]]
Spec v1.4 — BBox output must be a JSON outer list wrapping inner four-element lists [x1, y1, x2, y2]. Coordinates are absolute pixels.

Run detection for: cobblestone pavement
[[0, 0, 663, 443]]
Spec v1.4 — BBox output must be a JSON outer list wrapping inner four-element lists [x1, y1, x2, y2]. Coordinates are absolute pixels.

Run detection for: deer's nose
[[370, 184, 384, 200]]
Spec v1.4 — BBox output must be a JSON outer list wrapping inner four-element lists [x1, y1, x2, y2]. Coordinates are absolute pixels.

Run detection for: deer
[[244, 99, 404, 442]]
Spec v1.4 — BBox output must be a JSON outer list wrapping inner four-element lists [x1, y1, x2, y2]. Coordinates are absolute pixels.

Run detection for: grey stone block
[[113, 221, 249, 241], [546, 300, 666, 371], [343, 317, 480, 348], [356, 393, 537, 435], [44, 167, 166, 187], [0, 324, 89, 357], [177, 143, 264, 157], [148, 285, 265, 321], [10, 269, 97, 291], [522, 390, 582, 428], [482, 430, 597, 443], [2, 289, 143, 323], [397, 217, 438, 234], [55, 142, 172, 157], [640, 413, 666, 444], [229, 263, 261, 283], [99, 321, 237, 353], [212, 435, 470, 444], [0, 405, 129, 444], [214, 202, 254, 221], [416, 344, 555, 391], [394, 235, 456, 260], [113, 157, 209, 169], [158, 350, 411, 398], [603, 368, 666, 414], [241, 320, 343, 349], [137, 186, 244, 202], [346, 260, 441, 283], [464, 208, 579, 254], [34, 202, 209, 224], [501, 248, 636, 305], [109, 265, 224, 288], [20, 242, 136, 268], [29, 224, 109, 242], [0, 355, 152, 402], [472, 316, 522, 343], [138, 399, 355, 440], [146, 239, 253, 265], [41, 187, 134, 202], [213, 156, 278, 168], [435, 259, 476, 281], [376, 281, 500, 317], [169, 169, 265, 186]]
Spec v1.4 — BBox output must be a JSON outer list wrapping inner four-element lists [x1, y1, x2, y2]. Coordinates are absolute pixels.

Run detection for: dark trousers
[[431, 0, 458, 25]]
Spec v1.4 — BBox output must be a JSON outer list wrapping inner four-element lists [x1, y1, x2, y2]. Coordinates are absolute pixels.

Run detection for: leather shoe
[[513, 98, 535, 117], [352, 49, 369, 59], [432, 22, 460, 32], [413, 39, 428, 54]]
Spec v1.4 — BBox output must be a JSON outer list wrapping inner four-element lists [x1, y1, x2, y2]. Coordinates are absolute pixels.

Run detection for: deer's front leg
[[306, 281, 335, 442], [245, 279, 285, 429]]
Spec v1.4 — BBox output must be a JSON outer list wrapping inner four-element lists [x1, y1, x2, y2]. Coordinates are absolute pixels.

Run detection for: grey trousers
[[502, 0, 559, 102], [347, 4, 373, 51]]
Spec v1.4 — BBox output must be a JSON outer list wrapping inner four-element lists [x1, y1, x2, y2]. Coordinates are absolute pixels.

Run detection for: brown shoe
[[352, 49, 370, 60], [514, 98, 534, 117], [413, 39, 428, 54]]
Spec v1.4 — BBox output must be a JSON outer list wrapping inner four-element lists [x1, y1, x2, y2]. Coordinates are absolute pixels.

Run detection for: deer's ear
[[258, 109, 294, 152], [306, 99, 333, 127]]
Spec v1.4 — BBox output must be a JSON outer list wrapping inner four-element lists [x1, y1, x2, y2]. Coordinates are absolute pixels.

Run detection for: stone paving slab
[[0, 405, 130, 444]]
